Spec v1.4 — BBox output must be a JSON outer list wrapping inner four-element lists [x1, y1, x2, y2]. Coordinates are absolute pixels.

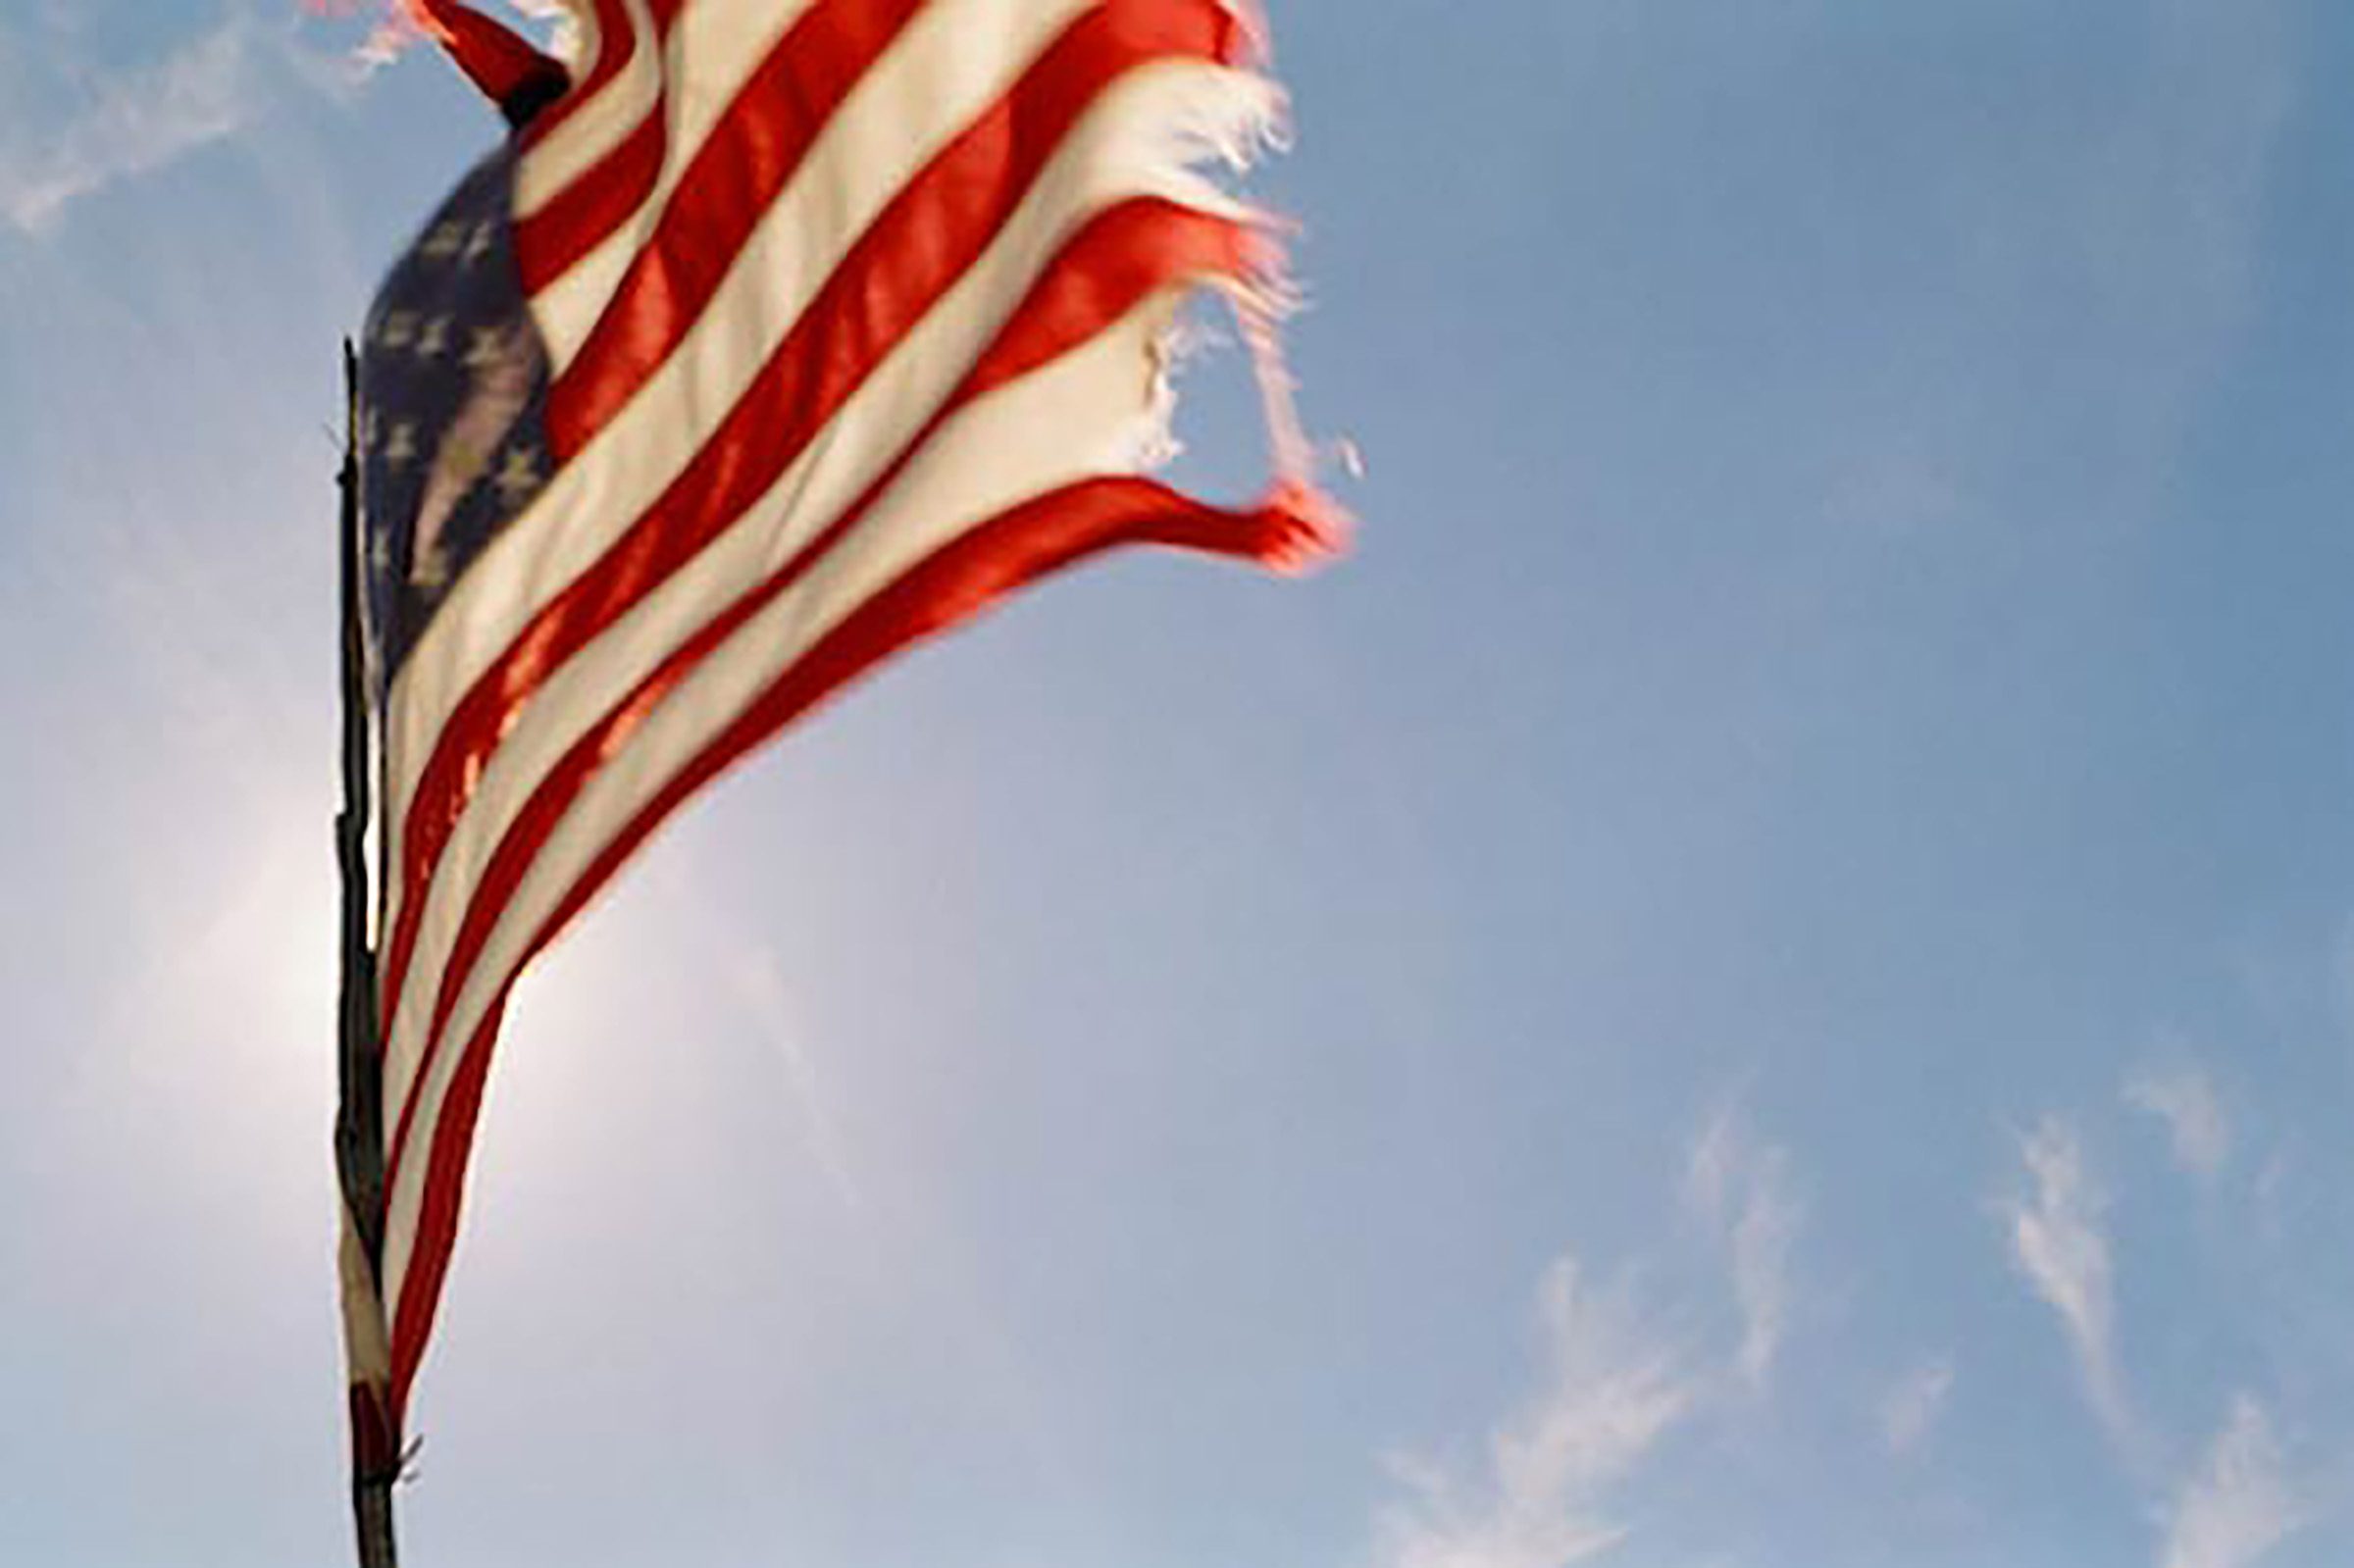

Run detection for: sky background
[[3, 2, 2354, 1566]]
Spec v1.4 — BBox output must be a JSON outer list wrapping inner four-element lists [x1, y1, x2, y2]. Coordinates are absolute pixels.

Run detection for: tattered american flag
[[338, 0, 1341, 1471]]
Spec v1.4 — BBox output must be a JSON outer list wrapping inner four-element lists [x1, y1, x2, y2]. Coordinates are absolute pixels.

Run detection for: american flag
[[338, 0, 1341, 1469]]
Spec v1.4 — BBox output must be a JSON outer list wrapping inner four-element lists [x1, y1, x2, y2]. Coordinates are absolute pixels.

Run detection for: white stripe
[[380, 61, 1269, 1150], [521, 0, 823, 372], [379, 0, 1123, 958], [384, 287, 1201, 1335], [508, 0, 657, 220]]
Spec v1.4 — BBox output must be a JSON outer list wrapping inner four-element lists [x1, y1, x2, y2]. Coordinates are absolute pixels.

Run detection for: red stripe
[[518, 0, 926, 310], [508, 0, 689, 290], [384, 193, 1253, 1215], [513, 114, 670, 296], [532, 0, 927, 429], [512, 0, 634, 146], [515, 0, 691, 148], [391, 994, 507, 1411], [377, 0, 1245, 1053], [954, 205, 1273, 406], [545, 0, 1255, 450], [389, 470, 1334, 1415]]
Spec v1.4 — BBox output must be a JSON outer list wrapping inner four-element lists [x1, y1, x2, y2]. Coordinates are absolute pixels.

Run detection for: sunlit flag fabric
[[336, 0, 1341, 1474]]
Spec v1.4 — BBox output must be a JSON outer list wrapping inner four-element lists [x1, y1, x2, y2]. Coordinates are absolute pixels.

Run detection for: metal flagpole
[[334, 339, 402, 1568]]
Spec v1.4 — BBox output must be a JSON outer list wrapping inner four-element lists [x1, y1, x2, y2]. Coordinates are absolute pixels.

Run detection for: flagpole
[[334, 339, 402, 1568]]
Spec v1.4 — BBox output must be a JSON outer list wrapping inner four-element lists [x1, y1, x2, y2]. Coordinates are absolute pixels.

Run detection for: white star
[[416, 316, 452, 362], [384, 423, 419, 470], [463, 222, 495, 268], [376, 311, 418, 351], [441, 430, 489, 474], [493, 445, 543, 507], [422, 221, 465, 262], [465, 327, 507, 373]]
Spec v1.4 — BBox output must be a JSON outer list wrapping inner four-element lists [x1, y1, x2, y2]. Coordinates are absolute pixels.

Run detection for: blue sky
[[4, 2, 2354, 1565]]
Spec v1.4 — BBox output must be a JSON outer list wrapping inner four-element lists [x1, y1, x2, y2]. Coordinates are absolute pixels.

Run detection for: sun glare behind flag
[[333, 0, 1344, 1528]]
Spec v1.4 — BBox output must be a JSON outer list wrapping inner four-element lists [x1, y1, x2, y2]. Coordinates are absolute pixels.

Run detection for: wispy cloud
[[715, 933, 865, 1212], [2000, 1111, 2323, 1564], [1378, 1259, 1696, 1568], [2006, 1117, 2141, 1464], [1686, 1107, 1804, 1392], [0, 17, 260, 235], [2126, 1063, 2231, 1181], [1376, 1105, 1814, 1568], [2159, 1397, 2303, 1568], [1881, 1358, 1956, 1456]]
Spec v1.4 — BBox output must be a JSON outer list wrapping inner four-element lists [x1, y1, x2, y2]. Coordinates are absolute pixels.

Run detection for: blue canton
[[360, 145, 553, 692]]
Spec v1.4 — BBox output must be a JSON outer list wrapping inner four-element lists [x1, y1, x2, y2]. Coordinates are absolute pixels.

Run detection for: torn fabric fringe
[[1135, 22, 1355, 559]]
